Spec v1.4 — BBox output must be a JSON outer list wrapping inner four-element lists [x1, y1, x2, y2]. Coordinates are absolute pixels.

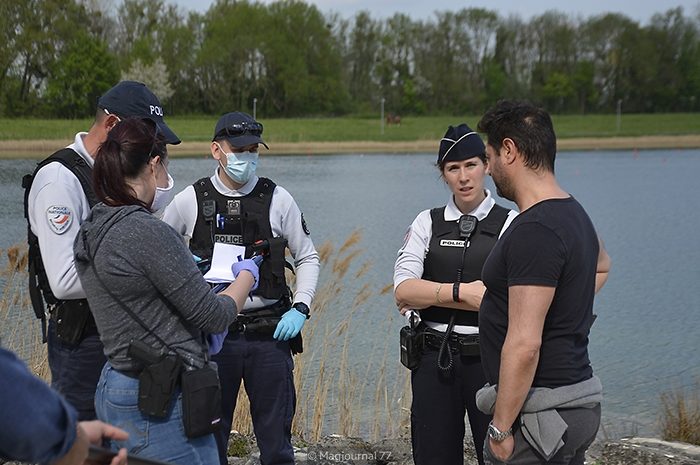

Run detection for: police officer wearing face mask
[[162, 111, 320, 465]]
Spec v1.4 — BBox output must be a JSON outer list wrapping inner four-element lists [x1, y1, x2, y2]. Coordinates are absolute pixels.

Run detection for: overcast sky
[[170, 0, 699, 24]]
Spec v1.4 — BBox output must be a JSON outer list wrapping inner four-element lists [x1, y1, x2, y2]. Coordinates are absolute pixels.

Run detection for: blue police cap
[[437, 123, 485, 165], [212, 112, 269, 150], [98, 81, 180, 145]]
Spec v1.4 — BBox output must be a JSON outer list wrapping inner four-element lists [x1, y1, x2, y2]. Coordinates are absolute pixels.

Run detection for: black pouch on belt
[[458, 334, 480, 357], [400, 314, 422, 370], [53, 300, 91, 346], [181, 361, 222, 438]]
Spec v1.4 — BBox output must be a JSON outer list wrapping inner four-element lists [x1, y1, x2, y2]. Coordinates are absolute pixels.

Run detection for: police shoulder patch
[[46, 205, 73, 234], [301, 213, 310, 235], [400, 226, 412, 251]]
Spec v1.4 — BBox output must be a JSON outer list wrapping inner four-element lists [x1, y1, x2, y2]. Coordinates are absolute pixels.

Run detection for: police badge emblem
[[46, 205, 73, 234], [301, 213, 310, 235]]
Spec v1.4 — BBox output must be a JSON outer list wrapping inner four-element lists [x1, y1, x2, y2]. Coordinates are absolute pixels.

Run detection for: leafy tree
[[197, 0, 269, 114], [541, 72, 574, 112], [579, 13, 638, 111], [11, 0, 96, 114], [374, 13, 416, 114], [343, 11, 382, 111], [121, 57, 174, 103], [0, 1, 24, 114], [489, 16, 535, 102], [45, 33, 118, 117]]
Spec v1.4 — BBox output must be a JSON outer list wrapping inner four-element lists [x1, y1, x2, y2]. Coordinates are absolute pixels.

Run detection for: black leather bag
[[181, 362, 222, 438]]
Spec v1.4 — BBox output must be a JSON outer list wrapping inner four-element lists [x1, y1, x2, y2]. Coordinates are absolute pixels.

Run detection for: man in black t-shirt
[[475, 101, 611, 465]]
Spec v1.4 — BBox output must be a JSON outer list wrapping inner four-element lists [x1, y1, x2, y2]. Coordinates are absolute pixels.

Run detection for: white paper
[[203, 243, 246, 284]]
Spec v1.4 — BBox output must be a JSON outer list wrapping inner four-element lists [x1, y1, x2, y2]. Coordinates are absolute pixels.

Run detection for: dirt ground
[[1, 134, 700, 158]]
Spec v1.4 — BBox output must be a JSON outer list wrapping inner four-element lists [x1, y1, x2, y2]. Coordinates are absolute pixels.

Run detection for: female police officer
[[393, 124, 517, 465]]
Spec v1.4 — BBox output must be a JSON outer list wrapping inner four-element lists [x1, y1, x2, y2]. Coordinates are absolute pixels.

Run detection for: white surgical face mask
[[217, 142, 258, 184], [151, 171, 174, 212]]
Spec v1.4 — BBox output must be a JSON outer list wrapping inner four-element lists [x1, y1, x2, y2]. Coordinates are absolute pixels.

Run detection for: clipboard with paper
[[203, 242, 246, 284]]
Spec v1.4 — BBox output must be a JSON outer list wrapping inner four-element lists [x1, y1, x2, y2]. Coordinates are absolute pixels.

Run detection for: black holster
[[52, 299, 93, 346], [400, 314, 423, 370], [127, 340, 182, 418]]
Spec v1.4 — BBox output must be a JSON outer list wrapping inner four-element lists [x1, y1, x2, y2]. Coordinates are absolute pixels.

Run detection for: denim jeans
[[47, 319, 106, 421], [95, 363, 218, 465]]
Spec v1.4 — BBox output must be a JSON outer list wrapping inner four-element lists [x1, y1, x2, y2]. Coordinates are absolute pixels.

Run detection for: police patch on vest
[[214, 234, 244, 245], [46, 205, 73, 234], [301, 213, 310, 235], [439, 239, 465, 247]]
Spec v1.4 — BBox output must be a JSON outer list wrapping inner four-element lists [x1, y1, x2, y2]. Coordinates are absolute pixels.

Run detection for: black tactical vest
[[22, 148, 98, 339], [189, 177, 288, 301], [421, 204, 510, 326]]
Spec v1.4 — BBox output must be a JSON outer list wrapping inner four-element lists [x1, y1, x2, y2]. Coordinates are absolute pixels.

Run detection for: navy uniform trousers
[[411, 347, 491, 465], [212, 330, 296, 465], [47, 319, 106, 421]]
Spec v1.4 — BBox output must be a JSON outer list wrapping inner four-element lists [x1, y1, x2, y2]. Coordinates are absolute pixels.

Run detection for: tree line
[[1, 0, 699, 119]]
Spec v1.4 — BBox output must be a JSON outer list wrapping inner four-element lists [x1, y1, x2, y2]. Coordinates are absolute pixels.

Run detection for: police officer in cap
[[24, 80, 180, 421], [162, 111, 320, 465], [393, 123, 517, 465]]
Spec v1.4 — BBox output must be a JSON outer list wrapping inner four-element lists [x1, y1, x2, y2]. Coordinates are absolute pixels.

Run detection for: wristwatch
[[487, 421, 513, 442], [293, 302, 311, 319]]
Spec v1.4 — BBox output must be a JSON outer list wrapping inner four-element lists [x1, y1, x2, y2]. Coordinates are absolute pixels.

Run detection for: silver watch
[[488, 421, 513, 442]]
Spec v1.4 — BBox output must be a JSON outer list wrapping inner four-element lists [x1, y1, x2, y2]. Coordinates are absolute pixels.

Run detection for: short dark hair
[[477, 100, 557, 172], [94, 117, 166, 208]]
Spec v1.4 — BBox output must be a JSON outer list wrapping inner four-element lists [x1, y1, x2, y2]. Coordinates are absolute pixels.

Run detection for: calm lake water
[[1, 149, 699, 439]]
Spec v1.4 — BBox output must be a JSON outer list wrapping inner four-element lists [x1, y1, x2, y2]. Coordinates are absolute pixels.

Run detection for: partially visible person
[[393, 124, 517, 465], [475, 100, 611, 465], [73, 117, 259, 464], [0, 346, 127, 465], [24, 80, 180, 420], [162, 111, 320, 465]]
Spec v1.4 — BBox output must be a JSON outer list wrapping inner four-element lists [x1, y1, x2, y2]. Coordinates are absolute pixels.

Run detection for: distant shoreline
[[2, 134, 700, 158]]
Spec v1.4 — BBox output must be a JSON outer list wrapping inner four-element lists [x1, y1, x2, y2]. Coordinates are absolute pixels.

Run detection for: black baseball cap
[[437, 123, 485, 165], [212, 112, 269, 149], [97, 81, 181, 145]]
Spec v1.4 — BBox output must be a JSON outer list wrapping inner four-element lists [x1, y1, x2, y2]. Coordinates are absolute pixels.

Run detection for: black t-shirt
[[479, 197, 598, 388]]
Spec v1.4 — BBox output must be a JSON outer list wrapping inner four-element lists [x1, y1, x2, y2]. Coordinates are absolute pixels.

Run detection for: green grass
[[1, 113, 698, 142]]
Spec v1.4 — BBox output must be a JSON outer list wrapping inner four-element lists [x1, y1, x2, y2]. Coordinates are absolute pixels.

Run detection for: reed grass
[[659, 381, 700, 445], [0, 245, 50, 381]]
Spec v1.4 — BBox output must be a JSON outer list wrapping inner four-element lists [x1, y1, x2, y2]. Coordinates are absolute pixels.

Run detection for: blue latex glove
[[231, 256, 261, 291], [273, 308, 307, 341], [207, 329, 228, 354]]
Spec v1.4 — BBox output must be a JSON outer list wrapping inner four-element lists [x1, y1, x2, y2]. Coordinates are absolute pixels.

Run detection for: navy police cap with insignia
[[213, 112, 269, 150], [98, 80, 181, 145], [437, 123, 485, 165]]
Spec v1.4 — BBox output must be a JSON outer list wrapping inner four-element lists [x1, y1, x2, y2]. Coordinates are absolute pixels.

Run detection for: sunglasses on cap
[[215, 121, 264, 139]]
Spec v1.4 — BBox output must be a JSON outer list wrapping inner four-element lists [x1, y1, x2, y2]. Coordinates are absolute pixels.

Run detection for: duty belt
[[421, 325, 480, 357], [230, 299, 290, 334]]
